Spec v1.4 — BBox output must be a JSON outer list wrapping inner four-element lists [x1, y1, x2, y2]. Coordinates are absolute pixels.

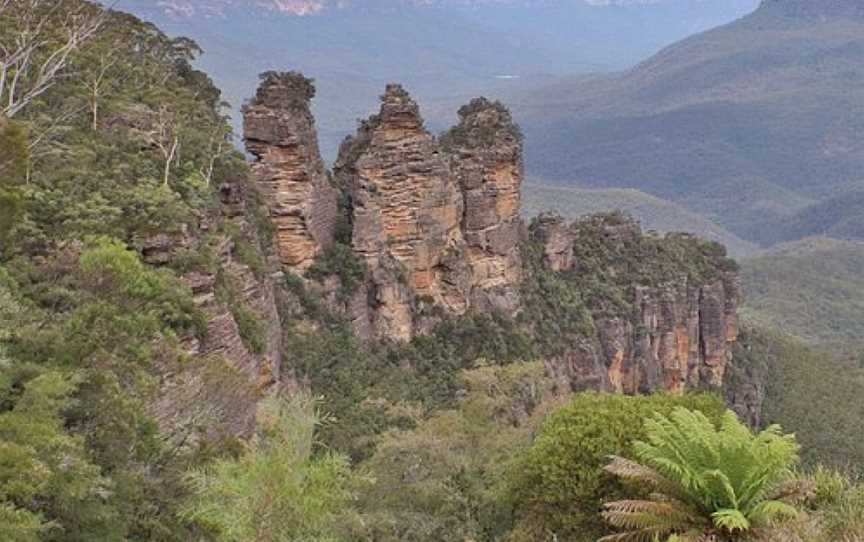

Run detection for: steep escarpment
[[529, 213, 740, 395], [246, 73, 742, 400], [0, 4, 295, 536], [442, 98, 524, 312], [333, 84, 470, 340]]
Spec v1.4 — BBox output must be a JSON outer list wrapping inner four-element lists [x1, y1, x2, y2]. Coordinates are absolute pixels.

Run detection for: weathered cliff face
[[243, 72, 338, 272], [141, 177, 286, 440], [334, 85, 471, 340], [530, 213, 574, 272], [531, 213, 741, 396], [442, 98, 523, 312], [240, 72, 742, 398]]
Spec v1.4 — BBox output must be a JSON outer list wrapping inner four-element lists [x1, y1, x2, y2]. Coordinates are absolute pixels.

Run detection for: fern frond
[[711, 508, 750, 532], [604, 456, 693, 502]]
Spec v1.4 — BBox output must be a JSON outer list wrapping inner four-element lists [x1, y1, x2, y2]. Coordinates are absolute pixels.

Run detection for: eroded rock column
[[443, 98, 524, 311], [243, 72, 338, 272], [335, 84, 470, 340]]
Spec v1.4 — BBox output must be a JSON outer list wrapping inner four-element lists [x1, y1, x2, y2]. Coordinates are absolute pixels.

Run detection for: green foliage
[[741, 238, 864, 346], [306, 242, 367, 299], [567, 213, 738, 291], [0, 120, 28, 249], [183, 394, 364, 541], [0, 237, 212, 540], [355, 363, 561, 542], [216, 270, 266, 354], [519, 242, 597, 356], [0, 502, 45, 542], [504, 393, 726, 541], [0, 3, 285, 540], [731, 327, 864, 471], [4, 0, 245, 254], [0, 369, 118, 541], [811, 472, 864, 541], [601, 408, 805, 542]]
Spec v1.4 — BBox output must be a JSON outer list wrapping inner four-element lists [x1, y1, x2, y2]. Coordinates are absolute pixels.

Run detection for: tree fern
[[600, 407, 808, 541]]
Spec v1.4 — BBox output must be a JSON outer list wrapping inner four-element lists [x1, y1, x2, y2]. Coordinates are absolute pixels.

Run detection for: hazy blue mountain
[[521, 182, 758, 257], [114, 0, 758, 158], [511, 0, 864, 245]]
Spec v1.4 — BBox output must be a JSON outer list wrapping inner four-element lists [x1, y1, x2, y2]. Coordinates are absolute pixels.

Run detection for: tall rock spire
[[243, 71, 338, 272], [442, 97, 524, 311], [335, 84, 470, 340]]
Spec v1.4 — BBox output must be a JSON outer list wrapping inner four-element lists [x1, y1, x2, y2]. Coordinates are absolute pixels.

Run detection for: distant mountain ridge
[[118, 0, 757, 159], [513, 0, 864, 246], [756, 0, 864, 20], [149, 0, 727, 18]]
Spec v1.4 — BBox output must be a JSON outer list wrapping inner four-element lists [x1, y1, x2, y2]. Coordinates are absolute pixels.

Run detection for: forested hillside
[[741, 237, 864, 346], [513, 0, 864, 246], [1, 1, 862, 541], [0, 1, 282, 538]]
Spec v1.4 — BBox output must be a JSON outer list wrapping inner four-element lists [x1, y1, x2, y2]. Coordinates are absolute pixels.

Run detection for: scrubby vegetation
[[0, 1, 272, 539], [505, 393, 726, 540], [183, 394, 364, 541], [741, 237, 864, 346], [732, 326, 864, 471]]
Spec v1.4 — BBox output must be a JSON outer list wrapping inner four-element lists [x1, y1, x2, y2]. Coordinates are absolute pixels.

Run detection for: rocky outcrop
[[532, 213, 741, 395], [529, 213, 574, 272], [334, 85, 470, 340], [243, 71, 338, 272], [143, 177, 286, 440], [239, 73, 743, 398], [442, 98, 523, 311]]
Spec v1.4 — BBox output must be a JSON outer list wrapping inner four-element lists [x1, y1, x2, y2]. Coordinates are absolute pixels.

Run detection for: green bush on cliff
[[504, 392, 726, 541], [355, 363, 558, 542], [306, 242, 367, 298], [0, 238, 208, 540], [183, 394, 364, 541]]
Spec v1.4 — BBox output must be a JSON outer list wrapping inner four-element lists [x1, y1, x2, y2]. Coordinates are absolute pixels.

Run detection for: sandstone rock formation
[[532, 213, 740, 395], [442, 98, 523, 311], [334, 84, 470, 340], [241, 73, 743, 399], [243, 71, 338, 272], [141, 175, 286, 440], [529, 212, 574, 272]]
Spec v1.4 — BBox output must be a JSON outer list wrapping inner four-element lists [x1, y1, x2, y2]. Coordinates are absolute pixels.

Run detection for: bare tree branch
[[0, 0, 104, 118]]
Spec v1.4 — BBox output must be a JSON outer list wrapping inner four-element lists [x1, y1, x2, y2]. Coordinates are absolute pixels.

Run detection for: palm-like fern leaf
[[599, 408, 802, 542]]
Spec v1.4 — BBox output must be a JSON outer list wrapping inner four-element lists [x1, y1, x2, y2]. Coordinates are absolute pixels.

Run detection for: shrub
[[505, 393, 726, 541]]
